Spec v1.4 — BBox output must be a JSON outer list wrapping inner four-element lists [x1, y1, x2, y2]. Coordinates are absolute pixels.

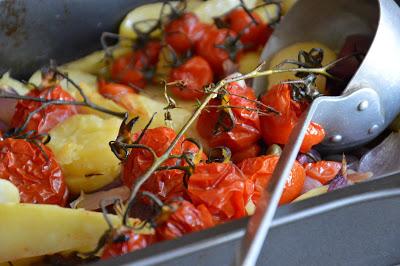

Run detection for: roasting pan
[[1, 0, 400, 265]]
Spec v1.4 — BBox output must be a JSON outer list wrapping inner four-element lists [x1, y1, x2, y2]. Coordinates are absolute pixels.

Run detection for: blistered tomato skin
[[0, 138, 68, 206], [156, 200, 215, 241], [188, 162, 254, 221], [260, 83, 325, 153], [239, 155, 306, 205], [305, 161, 342, 185], [10, 86, 78, 134]]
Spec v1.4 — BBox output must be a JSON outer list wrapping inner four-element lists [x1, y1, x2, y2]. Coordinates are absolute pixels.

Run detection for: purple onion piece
[[302, 177, 323, 194], [297, 149, 322, 164], [328, 174, 349, 192]]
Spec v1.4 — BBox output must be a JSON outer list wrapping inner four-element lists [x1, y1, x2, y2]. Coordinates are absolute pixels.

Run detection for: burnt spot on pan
[[0, 0, 27, 47]]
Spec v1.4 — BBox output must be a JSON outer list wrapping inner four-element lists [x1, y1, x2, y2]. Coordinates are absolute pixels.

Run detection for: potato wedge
[[293, 185, 329, 202], [0, 179, 20, 204], [0, 203, 151, 263], [239, 51, 262, 75], [0, 72, 31, 95]]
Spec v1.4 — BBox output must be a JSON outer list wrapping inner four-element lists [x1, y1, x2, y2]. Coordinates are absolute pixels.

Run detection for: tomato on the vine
[[164, 12, 205, 55], [195, 26, 242, 78], [188, 162, 254, 221], [260, 83, 325, 153], [239, 155, 306, 205], [197, 81, 261, 154], [304, 161, 342, 185], [0, 138, 68, 206], [10, 86, 78, 134], [156, 200, 215, 241], [101, 228, 154, 259], [168, 56, 213, 100], [224, 8, 272, 51]]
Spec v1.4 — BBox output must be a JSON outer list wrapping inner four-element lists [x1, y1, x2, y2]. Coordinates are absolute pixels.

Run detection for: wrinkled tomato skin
[[224, 8, 272, 50], [165, 12, 205, 55], [260, 84, 325, 153], [0, 138, 68, 206], [10, 86, 78, 134], [98, 78, 136, 99], [188, 162, 254, 221], [156, 200, 215, 241], [231, 143, 261, 164], [239, 155, 306, 205], [101, 230, 153, 259], [169, 56, 213, 100], [305, 161, 342, 185], [197, 82, 261, 153], [195, 26, 242, 78]]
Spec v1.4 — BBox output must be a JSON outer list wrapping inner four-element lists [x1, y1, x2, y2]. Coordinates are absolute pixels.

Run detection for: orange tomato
[[305, 161, 342, 184]]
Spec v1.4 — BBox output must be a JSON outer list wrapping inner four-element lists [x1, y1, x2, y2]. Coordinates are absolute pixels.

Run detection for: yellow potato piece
[[0, 179, 20, 204], [239, 51, 262, 75], [253, 2, 281, 24], [0, 72, 31, 95], [267, 42, 336, 93], [293, 185, 329, 202], [48, 115, 122, 194], [281, 0, 298, 15], [0, 203, 151, 263], [193, 0, 257, 23]]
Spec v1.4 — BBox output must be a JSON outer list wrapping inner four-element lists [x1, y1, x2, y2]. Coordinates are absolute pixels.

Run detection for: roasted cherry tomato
[[0, 138, 68, 206], [304, 161, 342, 185], [123, 127, 203, 202], [10, 86, 78, 134], [110, 40, 161, 89], [164, 12, 205, 55], [197, 81, 261, 154], [260, 83, 325, 153], [168, 56, 213, 100], [101, 228, 153, 259], [231, 143, 261, 164], [195, 26, 242, 78], [188, 162, 254, 221], [239, 155, 306, 205], [224, 8, 272, 50], [156, 200, 215, 241]]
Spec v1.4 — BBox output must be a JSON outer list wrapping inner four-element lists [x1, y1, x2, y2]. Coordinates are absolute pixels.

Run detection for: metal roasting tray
[[1, 0, 400, 265]]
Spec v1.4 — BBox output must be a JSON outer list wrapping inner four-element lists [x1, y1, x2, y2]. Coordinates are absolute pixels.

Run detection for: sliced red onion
[[70, 186, 130, 211], [328, 174, 349, 192], [301, 176, 323, 194], [359, 132, 400, 178], [297, 149, 322, 165]]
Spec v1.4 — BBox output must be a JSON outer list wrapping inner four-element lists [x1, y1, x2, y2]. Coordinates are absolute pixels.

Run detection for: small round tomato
[[0, 138, 68, 206], [123, 127, 204, 202], [101, 228, 153, 259], [10, 86, 78, 134], [239, 155, 306, 205], [164, 12, 205, 55], [98, 78, 136, 99], [195, 26, 242, 78], [224, 8, 272, 50], [168, 56, 213, 100], [156, 200, 215, 241], [305, 161, 342, 185], [260, 83, 325, 153], [231, 143, 261, 164], [197, 82, 261, 153], [188, 162, 254, 221]]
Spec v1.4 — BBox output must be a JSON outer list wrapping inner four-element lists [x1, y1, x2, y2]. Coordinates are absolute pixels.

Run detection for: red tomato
[[164, 12, 205, 55], [195, 26, 242, 78], [110, 40, 161, 89], [260, 83, 325, 153], [0, 138, 68, 206], [156, 200, 215, 241], [239, 155, 306, 205], [188, 162, 254, 221], [231, 143, 261, 164], [197, 82, 261, 153], [123, 127, 203, 202], [10, 86, 78, 134], [224, 8, 272, 50], [98, 78, 136, 99], [101, 229, 153, 259], [168, 56, 213, 100], [305, 161, 342, 185]]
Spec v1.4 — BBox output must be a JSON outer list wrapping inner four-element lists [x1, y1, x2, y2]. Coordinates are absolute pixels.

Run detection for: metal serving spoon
[[237, 0, 400, 265]]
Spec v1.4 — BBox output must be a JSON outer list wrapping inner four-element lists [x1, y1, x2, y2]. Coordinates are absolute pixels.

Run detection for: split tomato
[[197, 81, 261, 154], [10, 86, 78, 134], [239, 155, 306, 205], [304, 161, 342, 185], [188, 162, 254, 221], [168, 56, 213, 100], [156, 200, 215, 241], [164, 12, 205, 55], [0, 138, 68, 206], [195, 26, 242, 78], [260, 83, 325, 153], [224, 8, 272, 51]]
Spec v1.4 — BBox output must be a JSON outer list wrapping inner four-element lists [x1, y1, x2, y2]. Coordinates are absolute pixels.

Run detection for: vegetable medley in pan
[[0, 0, 382, 264]]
